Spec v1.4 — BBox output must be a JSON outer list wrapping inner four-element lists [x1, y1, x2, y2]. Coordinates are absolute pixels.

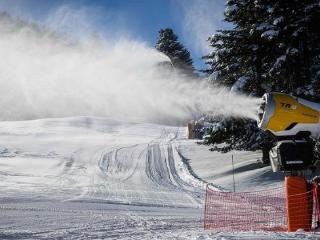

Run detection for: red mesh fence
[[204, 184, 320, 232]]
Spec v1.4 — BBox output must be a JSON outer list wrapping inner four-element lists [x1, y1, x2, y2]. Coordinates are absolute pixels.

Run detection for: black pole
[[232, 154, 236, 192]]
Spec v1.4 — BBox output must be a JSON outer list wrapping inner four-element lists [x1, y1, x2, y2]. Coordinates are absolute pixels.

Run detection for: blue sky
[[0, 0, 229, 69]]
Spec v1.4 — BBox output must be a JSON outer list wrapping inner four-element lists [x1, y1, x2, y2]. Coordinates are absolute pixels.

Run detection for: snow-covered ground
[[178, 141, 285, 192], [0, 117, 318, 239]]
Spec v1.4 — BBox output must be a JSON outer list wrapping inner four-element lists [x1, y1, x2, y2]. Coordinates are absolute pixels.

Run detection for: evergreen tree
[[203, 0, 320, 154], [264, 0, 320, 95], [156, 28, 194, 76], [204, 0, 320, 96], [203, 0, 269, 95], [311, 54, 320, 98]]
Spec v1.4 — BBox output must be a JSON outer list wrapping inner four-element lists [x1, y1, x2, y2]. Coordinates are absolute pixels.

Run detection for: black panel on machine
[[270, 141, 315, 172]]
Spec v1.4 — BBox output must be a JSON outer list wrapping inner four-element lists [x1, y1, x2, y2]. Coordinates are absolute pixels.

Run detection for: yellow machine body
[[258, 93, 320, 138], [266, 94, 319, 131]]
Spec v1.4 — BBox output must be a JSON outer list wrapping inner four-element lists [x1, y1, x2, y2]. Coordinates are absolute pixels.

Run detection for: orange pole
[[285, 176, 311, 232]]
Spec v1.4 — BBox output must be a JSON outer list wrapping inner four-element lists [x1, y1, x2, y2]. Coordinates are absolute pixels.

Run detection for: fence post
[[285, 176, 310, 231], [232, 154, 236, 192], [204, 184, 208, 230]]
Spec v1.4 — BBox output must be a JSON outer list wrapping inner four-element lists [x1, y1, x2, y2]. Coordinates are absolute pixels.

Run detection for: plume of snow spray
[[0, 10, 260, 124]]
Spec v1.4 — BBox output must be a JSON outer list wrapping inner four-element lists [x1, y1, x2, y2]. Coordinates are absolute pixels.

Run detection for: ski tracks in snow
[[0, 119, 208, 239], [92, 127, 205, 208]]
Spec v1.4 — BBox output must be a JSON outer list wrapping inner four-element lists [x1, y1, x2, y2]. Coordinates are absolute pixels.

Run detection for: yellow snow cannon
[[257, 92, 320, 139], [257, 92, 320, 172]]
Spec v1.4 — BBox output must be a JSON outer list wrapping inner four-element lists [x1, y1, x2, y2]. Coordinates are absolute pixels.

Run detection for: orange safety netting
[[204, 184, 320, 232]]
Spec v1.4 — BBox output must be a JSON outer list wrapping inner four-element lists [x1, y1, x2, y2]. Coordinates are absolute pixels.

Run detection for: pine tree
[[204, 0, 320, 96], [156, 28, 194, 76], [203, 0, 269, 95], [203, 0, 320, 153], [263, 0, 320, 95], [311, 54, 320, 99]]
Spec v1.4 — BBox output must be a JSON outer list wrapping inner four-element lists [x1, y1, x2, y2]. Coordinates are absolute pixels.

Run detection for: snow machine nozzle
[[257, 93, 275, 131], [257, 92, 320, 138], [257, 92, 320, 172]]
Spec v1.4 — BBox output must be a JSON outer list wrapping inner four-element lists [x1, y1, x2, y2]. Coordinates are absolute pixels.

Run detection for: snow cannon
[[257, 92, 320, 139], [258, 93, 320, 232], [257, 92, 320, 172]]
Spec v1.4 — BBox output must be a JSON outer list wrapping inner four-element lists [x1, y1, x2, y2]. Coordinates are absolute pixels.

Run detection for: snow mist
[[0, 13, 260, 124]]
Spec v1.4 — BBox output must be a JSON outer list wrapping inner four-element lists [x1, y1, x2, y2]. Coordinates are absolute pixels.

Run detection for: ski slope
[[0, 117, 318, 239]]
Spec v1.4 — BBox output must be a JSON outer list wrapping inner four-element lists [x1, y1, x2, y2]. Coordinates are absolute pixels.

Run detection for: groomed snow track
[[0, 117, 206, 239]]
